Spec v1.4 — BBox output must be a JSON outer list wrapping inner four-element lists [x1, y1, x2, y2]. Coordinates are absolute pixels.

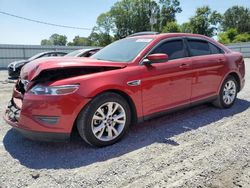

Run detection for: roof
[[127, 32, 212, 40]]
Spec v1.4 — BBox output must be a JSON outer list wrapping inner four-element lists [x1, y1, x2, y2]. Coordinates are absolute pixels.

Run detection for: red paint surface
[[5, 33, 245, 135]]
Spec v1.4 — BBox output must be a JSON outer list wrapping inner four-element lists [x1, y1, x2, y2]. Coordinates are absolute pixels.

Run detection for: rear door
[[186, 38, 226, 101]]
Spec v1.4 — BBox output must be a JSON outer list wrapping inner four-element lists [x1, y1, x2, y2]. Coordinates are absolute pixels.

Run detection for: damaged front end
[[31, 66, 122, 83], [5, 65, 124, 123], [4, 59, 127, 141], [4, 79, 26, 125]]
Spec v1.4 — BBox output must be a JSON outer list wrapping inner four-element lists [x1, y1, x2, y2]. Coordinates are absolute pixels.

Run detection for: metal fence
[[0, 44, 91, 69], [0, 42, 249, 69], [226, 42, 250, 58]]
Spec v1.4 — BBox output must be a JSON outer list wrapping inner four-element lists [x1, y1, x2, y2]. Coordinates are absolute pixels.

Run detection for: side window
[[188, 40, 210, 56], [151, 40, 186, 60], [209, 42, 224, 54]]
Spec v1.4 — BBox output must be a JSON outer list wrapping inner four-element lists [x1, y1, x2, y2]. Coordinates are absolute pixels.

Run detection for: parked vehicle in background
[[4, 32, 245, 147], [7, 51, 67, 79], [65, 48, 101, 57]]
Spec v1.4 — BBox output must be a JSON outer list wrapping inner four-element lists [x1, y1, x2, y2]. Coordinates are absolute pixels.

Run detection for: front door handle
[[179, 63, 190, 69]]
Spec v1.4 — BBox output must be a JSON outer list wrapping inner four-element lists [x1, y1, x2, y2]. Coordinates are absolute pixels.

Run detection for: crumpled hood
[[20, 57, 127, 81]]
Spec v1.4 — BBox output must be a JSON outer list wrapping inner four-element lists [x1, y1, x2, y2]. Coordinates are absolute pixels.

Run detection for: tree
[[218, 28, 250, 44], [41, 34, 67, 46], [218, 32, 231, 44], [218, 28, 238, 44], [233, 33, 250, 43], [68, 36, 92, 46], [110, 0, 159, 38], [89, 13, 114, 46], [88, 29, 113, 46], [188, 6, 222, 37], [50, 34, 67, 46], [225, 28, 238, 41], [107, 0, 182, 38], [222, 6, 250, 34], [180, 22, 192, 33], [96, 12, 114, 34], [90, 0, 182, 42], [162, 21, 180, 33], [159, 0, 182, 30], [41, 39, 52, 45]]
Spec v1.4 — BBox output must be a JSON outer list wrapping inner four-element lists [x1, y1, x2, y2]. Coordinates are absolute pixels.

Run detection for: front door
[[141, 39, 193, 116]]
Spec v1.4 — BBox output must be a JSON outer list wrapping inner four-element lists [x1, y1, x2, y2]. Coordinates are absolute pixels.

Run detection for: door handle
[[217, 58, 225, 63], [179, 63, 190, 68]]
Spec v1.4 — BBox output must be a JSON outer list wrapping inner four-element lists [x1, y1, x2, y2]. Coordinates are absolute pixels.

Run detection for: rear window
[[188, 40, 210, 56], [209, 42, 224, 54]]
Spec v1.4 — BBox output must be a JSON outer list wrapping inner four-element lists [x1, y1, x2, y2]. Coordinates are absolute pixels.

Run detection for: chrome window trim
[[185, 37, 226, 54]]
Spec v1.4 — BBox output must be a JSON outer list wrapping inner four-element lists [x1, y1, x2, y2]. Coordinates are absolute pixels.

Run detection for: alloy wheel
[[223, 80, 236, 105], [91, 102, 126, 141]]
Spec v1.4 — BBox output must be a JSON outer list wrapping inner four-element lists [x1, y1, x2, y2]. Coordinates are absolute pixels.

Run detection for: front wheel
[[77, 92, 131, 147], [213, 76, 238, 108]]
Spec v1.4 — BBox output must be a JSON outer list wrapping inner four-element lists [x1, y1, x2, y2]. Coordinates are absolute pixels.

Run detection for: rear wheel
[[213, 76, 238, 108], [77, 92, 131, 147]]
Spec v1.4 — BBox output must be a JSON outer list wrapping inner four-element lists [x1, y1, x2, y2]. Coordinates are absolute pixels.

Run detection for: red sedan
[[4, 32, 245, 147]]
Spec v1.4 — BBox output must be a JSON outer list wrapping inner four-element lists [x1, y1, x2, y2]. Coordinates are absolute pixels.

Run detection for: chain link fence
[[226, 42, 250, 58]]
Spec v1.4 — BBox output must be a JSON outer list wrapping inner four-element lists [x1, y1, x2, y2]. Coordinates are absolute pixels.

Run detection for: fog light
[[34, 116, 59, 125]]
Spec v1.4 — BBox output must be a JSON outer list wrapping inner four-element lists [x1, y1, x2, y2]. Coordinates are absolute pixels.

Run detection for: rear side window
[[151, 40, 187, 60], [188, 40, 210, 56], [209, 42, 224, 54]]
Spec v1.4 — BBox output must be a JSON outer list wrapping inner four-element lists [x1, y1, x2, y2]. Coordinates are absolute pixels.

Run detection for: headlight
[[28, 84, 79, 95]]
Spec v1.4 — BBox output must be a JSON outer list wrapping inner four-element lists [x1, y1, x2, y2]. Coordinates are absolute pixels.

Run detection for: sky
[[0, 0, 249, 45]]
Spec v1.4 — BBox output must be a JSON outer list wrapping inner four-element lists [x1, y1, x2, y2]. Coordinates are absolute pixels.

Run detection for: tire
[[76, 92, 131, 147], [213, 76, 238, 108]]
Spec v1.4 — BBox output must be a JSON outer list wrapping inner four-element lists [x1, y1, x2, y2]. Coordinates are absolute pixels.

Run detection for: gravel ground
[[0, 59, 249, 188]]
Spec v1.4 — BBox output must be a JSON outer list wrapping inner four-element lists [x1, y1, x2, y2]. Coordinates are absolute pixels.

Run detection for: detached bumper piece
[[6, 99, 20, 122]]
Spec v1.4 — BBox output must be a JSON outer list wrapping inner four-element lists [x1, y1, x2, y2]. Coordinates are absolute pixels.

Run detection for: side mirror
[[143, 53, 168, 65]]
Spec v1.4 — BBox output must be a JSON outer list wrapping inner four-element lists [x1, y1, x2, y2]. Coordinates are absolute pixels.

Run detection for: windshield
[[92, 38, 152, 62], [65, 50, 84, 57]]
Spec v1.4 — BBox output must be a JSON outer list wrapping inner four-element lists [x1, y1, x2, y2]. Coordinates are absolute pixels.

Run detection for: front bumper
[[4, 80, 91, 142]]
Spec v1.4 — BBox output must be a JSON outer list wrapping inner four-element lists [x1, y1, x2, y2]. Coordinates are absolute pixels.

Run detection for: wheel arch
[[100, 89, 139, 124], [218, 71, 241, 94], [227, 72, 241, 92], [72, 89, 139, 134]]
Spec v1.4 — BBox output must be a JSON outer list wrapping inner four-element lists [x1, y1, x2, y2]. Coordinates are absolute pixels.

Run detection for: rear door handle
[[217, 58, 225, 63], [179, 63, 190, 68]]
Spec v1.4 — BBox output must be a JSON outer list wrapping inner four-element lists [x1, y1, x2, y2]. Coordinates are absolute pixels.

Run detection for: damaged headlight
[[28, 84, 79, 95]]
